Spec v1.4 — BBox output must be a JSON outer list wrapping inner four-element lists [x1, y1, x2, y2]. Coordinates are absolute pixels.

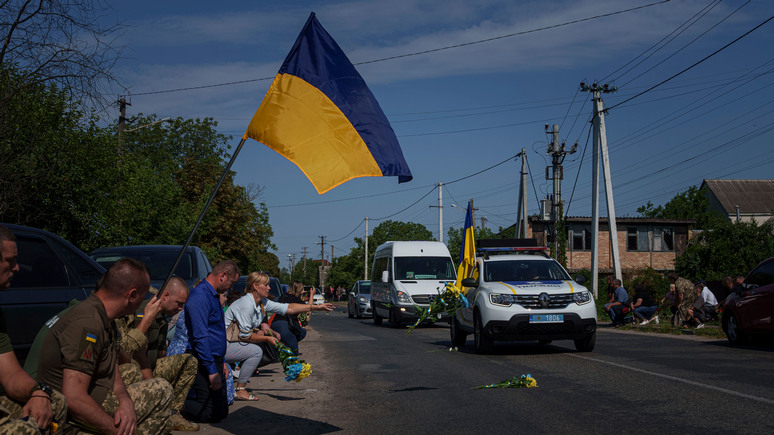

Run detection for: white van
[[370, 241, 456, 328]]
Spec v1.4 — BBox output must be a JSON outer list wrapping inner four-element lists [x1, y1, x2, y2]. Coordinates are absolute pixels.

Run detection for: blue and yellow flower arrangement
[[277, 341, 312, 382], [406, 281, 469, 335]]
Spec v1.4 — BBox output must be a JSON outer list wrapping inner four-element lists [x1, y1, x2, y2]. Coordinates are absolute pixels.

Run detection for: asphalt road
[[184, 304, 774, 434]]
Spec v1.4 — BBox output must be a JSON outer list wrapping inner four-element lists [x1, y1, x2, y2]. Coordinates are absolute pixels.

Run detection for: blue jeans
[[272, 319, 306, 354], [634, 305, 657, 320]]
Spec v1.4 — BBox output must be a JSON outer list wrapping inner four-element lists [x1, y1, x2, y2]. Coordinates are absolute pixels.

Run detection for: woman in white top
[[224, 271, 333, 400]]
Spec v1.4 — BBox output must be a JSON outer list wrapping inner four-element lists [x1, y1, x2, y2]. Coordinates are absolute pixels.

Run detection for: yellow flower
[[296, 363, 312, 382]]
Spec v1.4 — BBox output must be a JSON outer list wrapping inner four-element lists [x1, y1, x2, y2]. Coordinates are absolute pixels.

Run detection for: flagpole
[[158, 137, 248, 296]]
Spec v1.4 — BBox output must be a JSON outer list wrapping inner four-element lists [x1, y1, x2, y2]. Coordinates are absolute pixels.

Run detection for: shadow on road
[[208, 406, 341, 434]]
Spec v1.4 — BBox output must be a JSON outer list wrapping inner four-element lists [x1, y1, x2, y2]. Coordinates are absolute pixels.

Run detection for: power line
[[606, 14, 774, 111], [603, 0, 721, 83], [130, 1, 671, 97]]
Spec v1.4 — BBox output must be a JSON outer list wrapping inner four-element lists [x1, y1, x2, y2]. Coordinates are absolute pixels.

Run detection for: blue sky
[[105, 0, 774, 270]]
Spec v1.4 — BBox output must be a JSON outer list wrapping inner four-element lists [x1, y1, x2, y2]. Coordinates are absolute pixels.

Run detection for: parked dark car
[[0, 223, 105, 362], [348, 280, 371, 318], [89, 245, 213, 290], [722, 257, 774, 344], [232, 275, 284, 300]]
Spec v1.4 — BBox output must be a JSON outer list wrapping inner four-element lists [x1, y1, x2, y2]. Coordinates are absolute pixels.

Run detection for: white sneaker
[[639, 320, 649, 326], [652, 316, 660, 325], [696, 323, 705, 329]]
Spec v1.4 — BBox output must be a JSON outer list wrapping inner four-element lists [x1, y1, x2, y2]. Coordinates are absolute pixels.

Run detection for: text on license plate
[[529, 314, 564, 323]]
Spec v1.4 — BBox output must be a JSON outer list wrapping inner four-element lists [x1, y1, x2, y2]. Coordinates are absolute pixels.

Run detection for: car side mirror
[[381, 270, 390, 283], [461, 277, 477, 287], [574, 275, 587, 285]]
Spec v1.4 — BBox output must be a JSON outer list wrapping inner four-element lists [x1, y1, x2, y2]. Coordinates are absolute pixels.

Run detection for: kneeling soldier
[[116, 277, 199, 431]]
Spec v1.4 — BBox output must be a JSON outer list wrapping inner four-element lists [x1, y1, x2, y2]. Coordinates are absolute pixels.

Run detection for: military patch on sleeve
[[79, 330, 98, 362]]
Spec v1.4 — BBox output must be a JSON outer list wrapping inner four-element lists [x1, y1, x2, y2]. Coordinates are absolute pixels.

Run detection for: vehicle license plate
[[529, 314, 564, 323]]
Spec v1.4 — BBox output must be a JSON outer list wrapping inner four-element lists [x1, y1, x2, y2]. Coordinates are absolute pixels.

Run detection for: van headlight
[[396, 291, 412, 303], [490, 293, 517, 307], [573, 291, 592, 305], [358, 296, 368, 303]]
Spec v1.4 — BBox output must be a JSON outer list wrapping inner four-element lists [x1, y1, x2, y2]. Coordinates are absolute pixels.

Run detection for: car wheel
[[389, 306, 402, 328], [372, 302, 382, 326], [355, 304, 362, 319], [450, 316, 467, 347], [725, 312, 747, 345], [473, 311, 493, 354], [574, 332, 596, 352], [347, 301, 354, 318]]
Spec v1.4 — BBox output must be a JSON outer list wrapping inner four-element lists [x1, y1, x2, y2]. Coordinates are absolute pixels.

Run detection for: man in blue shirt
[[181, 260, 240, 424], [605, 279, 630, 326]]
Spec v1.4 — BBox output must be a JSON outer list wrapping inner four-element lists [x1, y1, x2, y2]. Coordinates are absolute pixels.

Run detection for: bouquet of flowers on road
[[277, 341, 312, 382], [472, 374, 538, 389], [406, 281, 469, 335]]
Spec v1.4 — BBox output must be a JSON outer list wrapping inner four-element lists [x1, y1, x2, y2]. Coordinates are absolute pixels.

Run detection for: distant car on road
[[348, 280, 371, 318], [303, 285, 325, 305], [722, 257, 774, 345], [90, 245, 212, 290], [0, 223, 105, 362]]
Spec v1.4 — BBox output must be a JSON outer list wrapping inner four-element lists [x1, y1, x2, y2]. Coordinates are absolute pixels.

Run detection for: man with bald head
[[117, 276, 199, 431], [37, 258, 173, 434]]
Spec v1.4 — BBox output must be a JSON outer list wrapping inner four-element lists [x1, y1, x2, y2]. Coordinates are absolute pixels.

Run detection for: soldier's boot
[[170, 412, 200, 431]]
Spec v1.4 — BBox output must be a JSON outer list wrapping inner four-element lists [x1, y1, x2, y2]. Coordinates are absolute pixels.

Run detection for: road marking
[[568, 353, 774, 405]]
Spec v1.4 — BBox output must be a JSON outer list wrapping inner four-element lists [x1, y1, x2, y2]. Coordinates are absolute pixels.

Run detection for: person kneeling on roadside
[[605, 279, 630, 326], [272, 281, 308, 355], [116, 277, 200, 431], [224, 272, 334, 401], [631, 284, 659, 325], [37, 258, 173, 434], [687, 282, 713, 329]]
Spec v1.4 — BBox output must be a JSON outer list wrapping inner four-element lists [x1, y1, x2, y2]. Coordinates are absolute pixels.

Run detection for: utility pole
[[581, 82, 622, 298], [288, 254, 293, 277], [330, 245, 334, 263], [545, 124, 577, 258], [480, 216, 487, 230], [316, 236, 327, 289], [117, 97, 131, 152], [302, 247, 308, 276], [438, 182, 443, 243], [516, 149, 529, 238], [429, 182, 444, 243], [469, 198, 476, 230], [364, 217, 369, 281]]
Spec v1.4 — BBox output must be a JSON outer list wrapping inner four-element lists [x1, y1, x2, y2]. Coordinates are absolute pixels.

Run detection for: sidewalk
[[173, 321, 342, 434]]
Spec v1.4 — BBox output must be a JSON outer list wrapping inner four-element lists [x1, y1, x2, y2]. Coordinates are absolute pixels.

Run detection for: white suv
[[451, 251, 597, 353]]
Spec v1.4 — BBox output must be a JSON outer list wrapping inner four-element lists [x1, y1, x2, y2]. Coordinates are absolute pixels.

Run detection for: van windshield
[[395, 257, 456, 280]]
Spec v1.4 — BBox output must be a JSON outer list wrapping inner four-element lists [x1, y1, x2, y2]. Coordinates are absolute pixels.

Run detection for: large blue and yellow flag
[[455, 201, 476, 290], [244, 13, 412, 194]]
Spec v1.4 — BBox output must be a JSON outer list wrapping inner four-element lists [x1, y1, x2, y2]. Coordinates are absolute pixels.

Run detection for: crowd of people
[[603, 271, 739, 329], [0, 223, 334, 434]]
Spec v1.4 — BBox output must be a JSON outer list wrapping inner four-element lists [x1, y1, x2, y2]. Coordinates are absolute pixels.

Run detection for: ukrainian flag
[[244, 13, 412, 194], [455, 201, 476, 290]]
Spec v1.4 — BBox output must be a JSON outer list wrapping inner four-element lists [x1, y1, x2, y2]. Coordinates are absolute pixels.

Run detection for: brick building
[[529, 216, 695, 273]]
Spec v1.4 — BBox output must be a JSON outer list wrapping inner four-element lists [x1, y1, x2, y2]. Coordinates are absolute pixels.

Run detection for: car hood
[[484, 280, 585, 294]]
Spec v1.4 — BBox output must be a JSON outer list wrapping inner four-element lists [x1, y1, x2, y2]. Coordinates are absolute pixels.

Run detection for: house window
[[568, 225, 591, 251], [627, 227, 649, 251], [652, 227, 674, 252]]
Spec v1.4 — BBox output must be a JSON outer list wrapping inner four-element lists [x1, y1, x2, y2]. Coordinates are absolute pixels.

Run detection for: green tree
[[676, 220, 774, 281], [637, 185, 723, 228]]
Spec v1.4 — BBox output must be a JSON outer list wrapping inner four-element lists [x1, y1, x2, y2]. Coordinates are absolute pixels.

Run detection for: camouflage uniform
[[101, 378, 172, 435], [0, 389, 66, 435], [116, 314, 198, 414], [675, 277, 695, 325]]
